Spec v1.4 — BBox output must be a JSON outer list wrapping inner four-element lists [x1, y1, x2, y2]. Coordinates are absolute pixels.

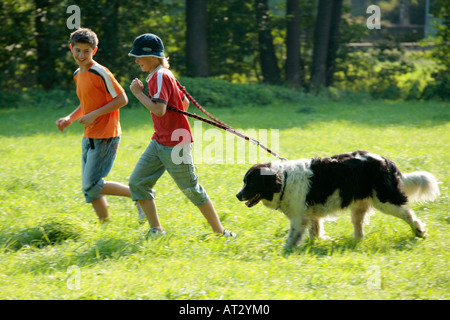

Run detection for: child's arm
[[130, 78, 166, 117], [182, 96, 189, 111], [55, 105, 83, 132], [78, 92, 128, 127]]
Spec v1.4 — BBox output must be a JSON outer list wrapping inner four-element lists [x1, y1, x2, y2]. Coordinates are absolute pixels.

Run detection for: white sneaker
[[223, 229, 236, 239], [146, 227, 166, 239], [135, 201, 146, 223]]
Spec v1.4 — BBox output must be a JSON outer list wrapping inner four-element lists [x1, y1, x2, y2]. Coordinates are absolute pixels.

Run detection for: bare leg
[[138, 199, 163, 230], [91, 197, 109, 222], [197, 200, 224, 234], [90, 182, 131, 222], [100, 181, 131, 197]]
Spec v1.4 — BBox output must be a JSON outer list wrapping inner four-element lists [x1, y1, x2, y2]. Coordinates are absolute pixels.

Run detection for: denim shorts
[[81, 137, 120, 203], [129, 140, 209, 206]]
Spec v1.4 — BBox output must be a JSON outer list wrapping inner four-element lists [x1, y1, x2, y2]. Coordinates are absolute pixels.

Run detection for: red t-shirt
[[146, 66, 193, 147]]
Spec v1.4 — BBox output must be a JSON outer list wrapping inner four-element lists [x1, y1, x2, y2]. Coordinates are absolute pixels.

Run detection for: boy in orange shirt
[[56, 28, 135, 222]]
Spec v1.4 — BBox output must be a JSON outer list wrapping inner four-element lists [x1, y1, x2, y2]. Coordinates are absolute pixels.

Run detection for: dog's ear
[[260, 167, 282, 194], [272, 171, 282, 193]]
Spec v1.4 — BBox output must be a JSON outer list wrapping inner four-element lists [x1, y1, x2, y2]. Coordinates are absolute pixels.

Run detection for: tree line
[[0, 0, 447, 92]]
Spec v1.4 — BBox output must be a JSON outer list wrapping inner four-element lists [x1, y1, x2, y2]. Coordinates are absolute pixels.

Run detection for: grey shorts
[[129, 140, 209, 206]]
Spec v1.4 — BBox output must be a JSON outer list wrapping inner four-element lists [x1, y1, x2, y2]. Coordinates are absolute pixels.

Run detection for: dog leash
[[169, 80, 287, 161]]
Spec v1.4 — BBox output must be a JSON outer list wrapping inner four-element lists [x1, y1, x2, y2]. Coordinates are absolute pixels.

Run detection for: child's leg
[[100, 181, 131, 197], [89, 182, 130, 222], [138, 198, 163, 230], [162, 143, 227, 234], [91, 197, 109, 222], [82, 137, 126, 221], [197, 200, 224, 234], [129, 140, 166, 228]]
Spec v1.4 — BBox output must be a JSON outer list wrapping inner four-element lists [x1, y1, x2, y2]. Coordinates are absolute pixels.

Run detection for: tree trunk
[[254, 0, 281, 84], [186, 0, 209, 77], [399, 0, 410, 25], [285, 0, 301, 87], [326, 0, 343, 87], [101, 0, 119, 71], [35, 0, 54, 90], [310, 0, 333, 89]]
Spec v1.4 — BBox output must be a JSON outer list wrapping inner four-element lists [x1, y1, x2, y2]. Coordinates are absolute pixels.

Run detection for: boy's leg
[[100, 181, 131, 197], [163, 143, 225, 234], [197, 200, 224, 234], [129, 140, 166, 227], [82, 137, 122, 221], [138, 198, 163, 230], [91, 197, 109, 222]]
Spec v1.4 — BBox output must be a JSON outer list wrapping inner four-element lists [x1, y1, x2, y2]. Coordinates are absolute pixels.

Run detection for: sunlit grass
[[0, 96, 448, 300]]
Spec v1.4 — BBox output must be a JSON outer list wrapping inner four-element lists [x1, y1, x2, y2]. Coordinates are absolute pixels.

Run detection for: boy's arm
[[182, 96, 189, 111], [55, 105, 82, 132], [130, 78, 166, 117], [78, 92, 128, 127]]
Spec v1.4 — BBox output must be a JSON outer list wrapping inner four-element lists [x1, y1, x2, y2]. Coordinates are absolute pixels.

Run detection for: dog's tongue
[[245, 194, 261, 207]]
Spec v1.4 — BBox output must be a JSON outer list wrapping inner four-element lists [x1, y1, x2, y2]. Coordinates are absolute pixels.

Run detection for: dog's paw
[[282, 244, 295, 255], [414, 220, 428, 238]]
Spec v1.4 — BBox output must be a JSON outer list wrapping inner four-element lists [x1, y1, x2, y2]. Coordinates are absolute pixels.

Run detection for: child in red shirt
[[128, 33, 235, 238]]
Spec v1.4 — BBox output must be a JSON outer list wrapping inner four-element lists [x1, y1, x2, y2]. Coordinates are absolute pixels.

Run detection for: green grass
[[0, 95, 448, 300]]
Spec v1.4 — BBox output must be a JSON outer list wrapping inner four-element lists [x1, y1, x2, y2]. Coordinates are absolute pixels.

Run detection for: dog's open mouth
[[245, 194, 261, 207]]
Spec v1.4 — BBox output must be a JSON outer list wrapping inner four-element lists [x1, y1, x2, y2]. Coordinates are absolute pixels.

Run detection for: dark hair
[[70, 28, 98, 48]]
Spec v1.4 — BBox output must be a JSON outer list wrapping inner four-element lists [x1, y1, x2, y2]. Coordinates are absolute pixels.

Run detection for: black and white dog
[[236, 151, 440, 249]]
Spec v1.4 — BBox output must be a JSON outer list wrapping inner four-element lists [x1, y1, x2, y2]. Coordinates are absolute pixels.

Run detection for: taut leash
[[169, 80, 287, 161]]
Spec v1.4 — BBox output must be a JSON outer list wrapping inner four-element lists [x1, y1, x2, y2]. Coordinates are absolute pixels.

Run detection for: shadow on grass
[[0, 217, 136, 262], [0, 221, 177, 274], [1, 96, 448, 138], [283, 233, 423, 257], [1, 220, 83, 251], [73, 238, 140, 264]]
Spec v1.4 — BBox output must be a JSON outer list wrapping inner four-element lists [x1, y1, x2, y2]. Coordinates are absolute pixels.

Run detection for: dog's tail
[[401, 171, 440, 203]]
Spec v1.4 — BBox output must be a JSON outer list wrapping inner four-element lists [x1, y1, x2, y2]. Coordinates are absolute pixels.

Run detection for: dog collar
[[277, 171, 288, 209]]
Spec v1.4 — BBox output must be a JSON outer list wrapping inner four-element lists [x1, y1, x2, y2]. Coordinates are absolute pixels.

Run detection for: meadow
[[0, 91, 448, 301]]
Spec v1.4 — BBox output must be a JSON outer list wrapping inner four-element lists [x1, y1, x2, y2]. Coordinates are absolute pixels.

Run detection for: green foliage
[[420, 0, 450, 101], [421, 71, 450, 101], [333, 39, 446, 100], [178, 77, 305, 108], [0, 88, 78, 109], [0, 0, 185, 90], [0, 77, 307, 110], [206, 0, 258, 81], [0, 0, 37, 89], [1, 0, 445, 100]]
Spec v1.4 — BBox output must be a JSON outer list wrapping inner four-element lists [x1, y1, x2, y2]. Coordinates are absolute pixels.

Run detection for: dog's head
[[236, 163, 282, 207]]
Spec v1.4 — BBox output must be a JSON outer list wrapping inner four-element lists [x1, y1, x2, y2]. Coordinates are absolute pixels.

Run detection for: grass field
[[0, 94, 448, 300]]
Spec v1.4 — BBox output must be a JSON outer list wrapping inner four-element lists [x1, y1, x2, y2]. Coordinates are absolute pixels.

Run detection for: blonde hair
[[160, 57, 170, 68], [147, 56, 170, 70]]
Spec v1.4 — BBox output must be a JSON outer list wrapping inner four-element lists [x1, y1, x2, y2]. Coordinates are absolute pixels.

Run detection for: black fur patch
[[237, 163, 282, 202], [305, 150, 408, 208]]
